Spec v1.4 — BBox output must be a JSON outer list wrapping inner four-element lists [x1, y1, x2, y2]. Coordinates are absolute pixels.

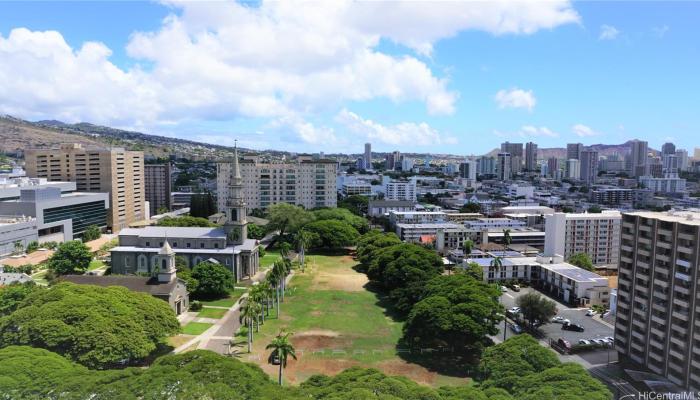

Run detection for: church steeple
[[224, 141, 247, 245], [157, 239, 177, 283]]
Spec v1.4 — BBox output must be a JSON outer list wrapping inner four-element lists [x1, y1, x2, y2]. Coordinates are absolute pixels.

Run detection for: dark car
[[562, 322, 585, 332]]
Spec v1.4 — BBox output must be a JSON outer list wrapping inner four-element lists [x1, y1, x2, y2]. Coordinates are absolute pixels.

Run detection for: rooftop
[[119, 226, 226, 239], [396, 223, 465, 229], [624, 210, 700, 226], [60, 275, 178, 296]]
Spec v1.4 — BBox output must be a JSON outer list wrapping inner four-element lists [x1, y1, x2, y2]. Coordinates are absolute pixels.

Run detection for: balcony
[[678, 246, 694, 255], [651, 313, 667, 325], [679, 232, 695, 242], [673, 310, 690, 322]]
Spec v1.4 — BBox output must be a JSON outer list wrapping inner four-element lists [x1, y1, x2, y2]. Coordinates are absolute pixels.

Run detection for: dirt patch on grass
[[375, 359, 469, 386], [292, 330, 350, 350], [312, 269, 368, 292]]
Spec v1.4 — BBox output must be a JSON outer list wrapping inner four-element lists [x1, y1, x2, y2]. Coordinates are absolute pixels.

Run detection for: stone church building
[[110, 145, 260, 282]]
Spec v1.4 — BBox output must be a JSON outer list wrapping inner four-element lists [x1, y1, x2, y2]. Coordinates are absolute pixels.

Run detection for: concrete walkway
[[172, 268, 292, 355]]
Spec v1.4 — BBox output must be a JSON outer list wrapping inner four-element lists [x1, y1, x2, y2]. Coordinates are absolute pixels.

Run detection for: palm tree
[[239, 297, 261, 352], [249, 285, 265, 327], [265, 271, 280, 318], [266, 331, 297, 386], [295, 230, 312, 272], [502, 229, 512, 251], [490, 256, 503, 272]]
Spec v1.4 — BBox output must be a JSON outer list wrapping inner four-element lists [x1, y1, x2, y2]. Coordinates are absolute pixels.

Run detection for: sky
[[0, 1, 698, 155]]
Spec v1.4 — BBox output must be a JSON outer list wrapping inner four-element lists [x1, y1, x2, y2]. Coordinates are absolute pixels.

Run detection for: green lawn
[[259, 248, 281, 268], [199, 288, 245, 307], [182, 322, 213, 335], [88, 259, 105, 271], [197, 307, 228, 319]]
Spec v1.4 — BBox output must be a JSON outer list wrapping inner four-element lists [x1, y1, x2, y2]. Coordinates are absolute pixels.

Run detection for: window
[[200, 243, 205, 248], [187, 243, 191, 248], [172, 242, 178, 247], [214, 243, 219, 249], [159, 242, 163, 247], [146, 241, 150, 247]]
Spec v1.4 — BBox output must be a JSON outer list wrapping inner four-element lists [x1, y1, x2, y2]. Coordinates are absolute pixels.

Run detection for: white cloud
[[652, 25, 669, 38], [494, 125, 558, 139], [494, 88, 537, 111], [572, 124, 600, 137], [0, 0, 580, 142], [599, 25, 619, 40], [336, 109, 457, 146]]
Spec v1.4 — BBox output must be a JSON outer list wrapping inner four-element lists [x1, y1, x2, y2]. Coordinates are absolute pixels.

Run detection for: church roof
[[61, 275, 180, 296], [120, 227, 227, 239]]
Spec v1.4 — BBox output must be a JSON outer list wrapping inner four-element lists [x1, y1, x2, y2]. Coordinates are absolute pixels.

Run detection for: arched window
[[162, 259, 167, 270], [137, 255, 148, 273]]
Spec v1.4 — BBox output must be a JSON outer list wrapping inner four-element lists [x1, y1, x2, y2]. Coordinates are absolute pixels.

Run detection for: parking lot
[[498, 286, 617, 365]]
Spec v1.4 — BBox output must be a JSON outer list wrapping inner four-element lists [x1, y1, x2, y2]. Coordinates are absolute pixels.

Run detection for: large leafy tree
[[81, 224, 102, 242], [337, 195, 369, 216], [355, 231, 402, 269], [0, 282, 37, 317], [191, 261, 234, 299], [366, 243, 444, 313], [189, 192, 217, 218], [47, 240, 93, 275], [477, 334, 560, 391], [568, 252, 594, 271], [312, 208, 369, 234], [266, 203, 315, 238], [0, 283, 179, 368], [512, 363, 611, 400], [515, 292, 557, 329], [403, 273, 503, 350], [303, 219, 360, 249], [247, 223, 267, 239]]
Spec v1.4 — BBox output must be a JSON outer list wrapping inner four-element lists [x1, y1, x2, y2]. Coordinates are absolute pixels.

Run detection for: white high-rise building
[[544, 211, 621, 267], [217, 155, 337, 210], [566, 159, 581, 180], [676, 149, 689, 171], [459, 159, 477, 180], [401, 157, 415, 171], [384, 180, 417, 201]]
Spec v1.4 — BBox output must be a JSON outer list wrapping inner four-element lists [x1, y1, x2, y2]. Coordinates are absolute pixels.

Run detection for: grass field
[[200, 288, 245, 307], [197, 307, 228, 319], [88, 259, 105, 271], [182, 322, 213, 335], [238, 251, 469, 387]]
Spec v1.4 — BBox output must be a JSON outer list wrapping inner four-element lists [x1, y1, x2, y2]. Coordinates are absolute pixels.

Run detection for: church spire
[[232, 140, 242, 184], [224, 139, 247, 245]]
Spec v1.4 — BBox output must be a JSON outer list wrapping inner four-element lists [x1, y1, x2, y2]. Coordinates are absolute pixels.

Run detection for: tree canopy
[[247, 223, 267, 239], [266, 203, 315, 238], [515, 292, 557, 329], [568, 252, 594, 271], [460, 202, 482, 213], [156, 215, 216, 227], [313, 207, 369, 234], [47, 240, 93, 275], [403, 273, 502, 350], [366, 243, 444, 313], [337, 195, 369, 216], [0, 282, 37, 317], [191, 261, 234, 299], [82, 224, 102, 242], [0, 283, 179, 368], [356, 231, 402, 268], [303, 219, 360, 249], [189, 192, 217, 218]]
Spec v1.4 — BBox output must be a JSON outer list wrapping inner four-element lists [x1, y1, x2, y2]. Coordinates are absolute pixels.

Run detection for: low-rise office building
[[395, 222, 467, 250], [389, 211, 446, 226], [0, 216, 38, 256], [367, 200, 416, 217], [0, 187, 109, 243]]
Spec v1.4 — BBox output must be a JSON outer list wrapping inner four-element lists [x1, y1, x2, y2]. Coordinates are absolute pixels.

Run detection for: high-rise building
[[144, 164, 172, 216], [525, 142, 538, 171], [580, 149, 599, 185], [459, 159, 477, 180], [477, 156, 496, 176], [615, 210, 700, 390], [546, 157, 560, 179], [567, 143, 583, 161], [217, 154, 337, 211], [544, 211, 621, 267], [566, 159, 581, 180], [676, 149, 689, 172], [630, 139, 649, 177], [384, 180, 417, 201], [385, 150, 401, 170], [364, 143, 372, 170], [501, 142, 523, 173], [497, 153, 512, 181], [25, 144, 144, 231], [401, 157, 414, 171], [662, 142, 676, 155]]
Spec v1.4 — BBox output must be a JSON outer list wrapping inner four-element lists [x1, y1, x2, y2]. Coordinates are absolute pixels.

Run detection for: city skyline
[[1, 1, 698, 154]]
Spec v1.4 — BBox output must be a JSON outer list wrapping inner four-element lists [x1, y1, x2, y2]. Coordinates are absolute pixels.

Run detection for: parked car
[[501, 286, 508, 292], [268, 349, 280, 365], [585, 309, 596, 316], [578, 339, 591, 345], [557, 338, 572, 350], [512, 284, 521, 292], [562, 322, 585, 332], [509, 307, 521, 314], [510, 323, 523, 334], [604, 336, 615, 343], [591, 338, 606, 346], [551, 316, 571, 324]]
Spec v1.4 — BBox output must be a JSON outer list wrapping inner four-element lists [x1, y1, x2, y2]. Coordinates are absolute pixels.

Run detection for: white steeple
[[224, 141, 248, 245], [157, 239, 177, 283]]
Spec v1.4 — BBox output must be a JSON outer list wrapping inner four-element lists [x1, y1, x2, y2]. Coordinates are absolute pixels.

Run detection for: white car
[[551, 316, 571, 324], [591, 338, 606, 346], [585, 309, 596, 316], [578, 339, 591, 345], [501, 286, 508, 292], [509, 307, 521, 314], [604, 336, 615, 343]]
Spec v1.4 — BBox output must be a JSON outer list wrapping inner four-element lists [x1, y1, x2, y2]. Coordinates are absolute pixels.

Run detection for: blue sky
[[0, 1, 698, 154]]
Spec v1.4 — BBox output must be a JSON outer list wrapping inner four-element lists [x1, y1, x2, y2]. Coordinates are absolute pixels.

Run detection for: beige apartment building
[[615, 210, 700, 390], [25, 144, 145, 231], [217, 154, 337, 211]]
